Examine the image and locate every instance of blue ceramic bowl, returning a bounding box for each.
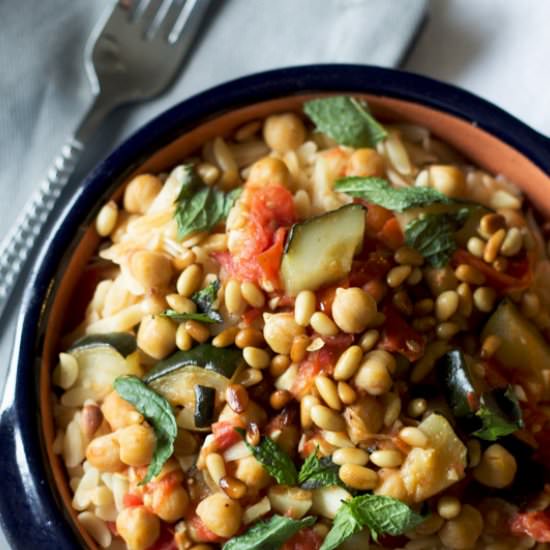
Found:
[0,65,549,549]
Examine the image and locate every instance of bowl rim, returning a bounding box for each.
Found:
[1,63,549,548]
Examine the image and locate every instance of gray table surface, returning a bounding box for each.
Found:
[1,0,549,548]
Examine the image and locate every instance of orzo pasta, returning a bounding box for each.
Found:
[52,96,550,550]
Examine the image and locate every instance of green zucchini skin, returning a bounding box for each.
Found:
[144,344,243,383]
[69,332,137,357]
[194,385,216,428]
[281,203,366,295]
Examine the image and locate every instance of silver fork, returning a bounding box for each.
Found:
[0,0,211,319]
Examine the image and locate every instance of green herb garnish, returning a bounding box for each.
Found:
[334,176,451,211]
[298,448,342,489]
[160,310,220,323]
[321,494,424,550]
[304,96,387,147]
[473,387,524,441]
[174,164,241,240]
[223,515,315,550]
[236,429,298,485]
[404,209,470,267]
[114,375,177,484]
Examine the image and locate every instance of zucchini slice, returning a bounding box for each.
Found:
[194,385,216,428]
[481,300,550,387]
[69,332,137,357]
[144,344,243,383]
[280,204,366,295]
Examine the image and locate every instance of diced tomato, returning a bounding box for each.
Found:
[348,254,393,287]
[510,511,550,542]
[256,227,288,286]
[147,524,177,550]
[187,514,225,543]
[211,421,243,451]
[379,304,425,361]
[242,307,263,326]
[377,534,409,548]
[452,249,532,291]
[378,217,404,250]
[123,493,143,508]
[358,200,394,233]
[106,521,118,536]
[282,528,322,550]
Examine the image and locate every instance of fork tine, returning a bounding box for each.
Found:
[135,0,164,34]
[156,0,186,40]
[167,0,208,44]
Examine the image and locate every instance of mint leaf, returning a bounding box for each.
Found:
[334,176,451,212]
[321,494,423,550]
[160,310,221,324]
[405,209,470,267]
[304,96,387,147]
[114,375,177,484]
[223,515,315,550]
[236,429,298,485]
[473,387,524,441]
[192,278,222,322]
[298,449,342,489]
[174,165,241,240]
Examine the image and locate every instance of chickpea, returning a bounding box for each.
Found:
[331,287,378,334]
[438,504,483,549]
[234,455,271,492]
[123,174,163,214]
[137,315,177,359]
[263,113,306,152]
[116,424,156,467]
[263,313,305,354]
[218,400,267,428]
[101,391,143,430]
[196,493,243,538]
[473,444,517,488]
[347,148,385,177]
[149,485,189,522]
[128,250,173,291]
[344,396,384,444]
[428,165,465,198]
[248,157,291,188]
[116,506,160,550]
[86,434,125,472]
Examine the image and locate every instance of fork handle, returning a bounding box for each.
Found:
[0,138,84,317]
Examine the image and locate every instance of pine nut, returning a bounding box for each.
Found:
[240,281,265,308]
[270,389,292,410]
[473,286,496,312]
[197,162,220,185]
[359,330,379,352]
[172,248,196,271]
[219,476,247,500]
[212,327,239,348]
[96,201,118,237]
[185,320,210,343]
[407,398,428,417]
[492,256,508,272]
[435,290,459,321]
[235,120,261,142]
[383,392,402,427]
[466,237,486,258]
[337,382,357,405]
[166,294,197,314]
[332,448,369,466]
[387,265,412,288]
[392,290,413,316]
[237,368,263,387]
[455,264,485,286]
[270,354,291,377]
[294,290,316,326]
[235,327,264,348]
[438,496,461,520]
[480,213,506,237]
[457,283,473,317]
[177,264,203,297]
[406,267,423,286]
[310,405,346,431]
[370,450,403,468]
[414,298,434,316]
[467,439,481,468]
[410,340,448,383]
[243,347,270,369]
[202,233,228,254]
[481,334,501,359]
[521,291,540,318]
[334,345,363,380]
[411,316,436,332]
[206,452,226,485]
[315,376,341,410]
[323,431,354,449]
[399,427,428,448]
[175,325,193,350]
[436,322,460,340]
[300,395,321,428]
[290,334,309,363]
[338,464,378,490]
[310,312,338,336]
[225,279,244,314]
[501,227,523,256]
[225,384,249,414]
[246,423,261,446]
[395,246,424,266]
[483,228,506,263]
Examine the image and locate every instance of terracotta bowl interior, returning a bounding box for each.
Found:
[39,94,550,548]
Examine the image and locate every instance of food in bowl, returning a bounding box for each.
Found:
[50,96,550,550]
